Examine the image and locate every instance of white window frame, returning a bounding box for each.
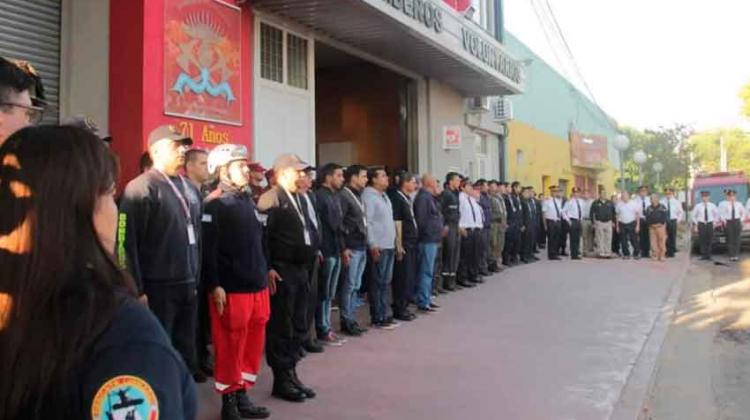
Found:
[254,18,314,94]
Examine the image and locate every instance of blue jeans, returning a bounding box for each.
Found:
[340,249,367,324]
[316,256,342,336]
[416,242,439,308]
[369,249,395,323]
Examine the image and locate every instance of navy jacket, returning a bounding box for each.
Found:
[265,187,316,267]
[315,186,345,257]
[201,184,268,293]
[80,297,196,420]
[414,189,443,244]
[118,169,202,294]
[479,193,492,228]
[440,189,460,225]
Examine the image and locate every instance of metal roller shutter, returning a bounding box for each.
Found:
[0,0,61,123]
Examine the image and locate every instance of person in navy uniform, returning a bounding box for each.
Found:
[119,124,204,382]
[0,126,196,420]
[440,172,462,291]
[258,153,317,403]
[503,181,523,266]
[202,144,271,419]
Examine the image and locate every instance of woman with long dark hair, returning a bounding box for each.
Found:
[0,126,196,419]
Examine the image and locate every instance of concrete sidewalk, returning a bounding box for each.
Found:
[197,256,684,420]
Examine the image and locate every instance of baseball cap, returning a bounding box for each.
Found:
[700,191,711,196]
[273,153,309,172]
[62,115,111,143]
[207,144,248,175]
[147,124,193,148]
[248,162,267,173]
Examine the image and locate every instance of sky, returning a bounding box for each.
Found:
[504,0,750,131]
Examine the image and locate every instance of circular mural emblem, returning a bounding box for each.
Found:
[91,375,159,420]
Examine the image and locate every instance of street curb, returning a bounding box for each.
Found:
[608,248,691,420]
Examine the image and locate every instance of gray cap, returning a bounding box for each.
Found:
[62,115,111,142]
[273,153,309,172]
[148,124,193,148]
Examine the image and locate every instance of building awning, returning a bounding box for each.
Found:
[252,0,524,96]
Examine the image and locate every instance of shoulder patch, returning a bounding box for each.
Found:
[91,375,159,420]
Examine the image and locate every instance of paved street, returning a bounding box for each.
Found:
[198,256,685,420]
[645,254,750,420]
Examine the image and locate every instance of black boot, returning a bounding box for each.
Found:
[290,368,316,398]
[272,370,306,402]
[221,392,243,420]
[235,390,271,419]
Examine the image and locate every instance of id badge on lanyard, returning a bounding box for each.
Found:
[187,223,197,245]
[159,171,196,246]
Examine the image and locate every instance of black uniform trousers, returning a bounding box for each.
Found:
[266,262,309,371]
[145,282,198,372]
[546,219,561,259]
[569,219,582,259]
[479,227,491,274]
[196,282,212,370]
[559,220,570,254]
[304,256,320,345]
[458,228,481,283]
[442,223,461,288]
[521,225,534,261]
[726,219,742,258]
[393,244,418,316]
[698,222,714,259]
[639,219,651,258]
[666,220,678,257]
[618,222,640,257]
[503,223,519,264]
[432,242,443,293]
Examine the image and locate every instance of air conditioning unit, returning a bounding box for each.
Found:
[492,97,513,122]
[466,96,491,113]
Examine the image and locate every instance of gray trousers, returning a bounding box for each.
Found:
[726,219,741,258]
[581,219,595,256]
[594,221,613,257]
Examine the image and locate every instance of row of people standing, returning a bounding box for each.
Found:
[691,189,749,262]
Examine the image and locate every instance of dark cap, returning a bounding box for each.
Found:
[147,124,193,148]
[664,187,674,193]
[726,189,737,196]
[700,191,711,196]
[62,115,111,143]
[248,162,267,173]
[549,185,560,191]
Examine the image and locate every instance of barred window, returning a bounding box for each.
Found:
[287,33,308,89]
[260,23,283,83]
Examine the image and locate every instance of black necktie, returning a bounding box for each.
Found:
[642,199,646,216]
[470,199,477,223]
[577,200,581,220]
[553,199,560,219]
[667,199,671,217]
[732,202,736,220]
[704,205,708,222]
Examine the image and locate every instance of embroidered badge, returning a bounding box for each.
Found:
[91,375,159,420]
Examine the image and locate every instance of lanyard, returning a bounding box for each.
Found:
[397,190,418,229]
[157,170,192,222]
[344,186,364,212]
[282,188,307,229]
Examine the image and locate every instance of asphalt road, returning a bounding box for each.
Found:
[197,255,685,420]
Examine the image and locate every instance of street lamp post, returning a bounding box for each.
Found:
[633,150,648,185]
[613,134,630,192]
[653,161,664,189]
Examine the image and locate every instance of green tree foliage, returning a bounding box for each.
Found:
[689,129,750,174]
[740,80,750,118]
[616,125,693,191]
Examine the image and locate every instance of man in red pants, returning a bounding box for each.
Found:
[203,144,272,419]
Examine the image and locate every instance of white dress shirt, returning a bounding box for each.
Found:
[617,200,641,224]
[459,192,483,229]
[562,197,585,221]
[718,200,746,222]
[660,197,684,221]
[543,197,564,221]
[691,202,719,224]
[635,195,650,220]
[580,198,593,220]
